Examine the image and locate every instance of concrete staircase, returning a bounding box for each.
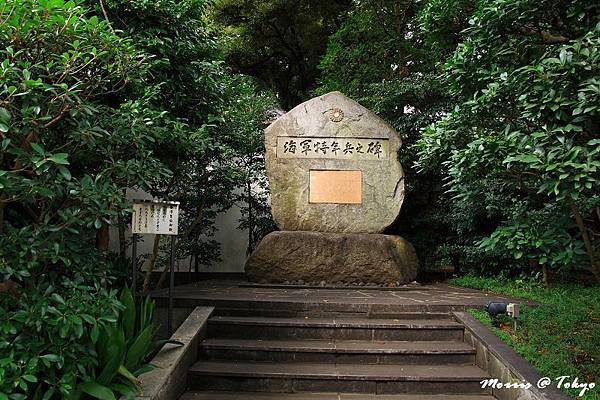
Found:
[179,309,495,399]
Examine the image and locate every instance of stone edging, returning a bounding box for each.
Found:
[135,306,214,400]
[453,311,571,400]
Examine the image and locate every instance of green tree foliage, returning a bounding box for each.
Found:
[0,0,174,397]
[0,0,264,397]
[316,0,465,271]
[89,0,224,124]
[416,0,600,281]
[316,0,600,280]
[89,0,259,285]
[220,75,279,253]
[417,0,475,59]
[214,0,352,109]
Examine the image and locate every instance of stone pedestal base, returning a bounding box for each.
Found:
[245,231,418,284]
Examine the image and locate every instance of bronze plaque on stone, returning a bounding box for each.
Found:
[309,170,362,204]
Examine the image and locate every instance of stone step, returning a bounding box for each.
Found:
[214,308,453,320]
[367,312,453,320]
[181,392,497,400]
[155,296,475,314]
[187,361,490,394]
[199,338,475,364]
[207,316,464,341]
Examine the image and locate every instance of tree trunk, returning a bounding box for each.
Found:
[96,225,110,250]
[247,177,253,255]
[155,263,169,290]
[542,264,550,288]
[118,217,126,257]
[154,206,206,290]
[142,235,161,293]
[0,200,5,235]
[570,200,600,282]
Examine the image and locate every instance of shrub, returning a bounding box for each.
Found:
[0,284,164,399]
[416,0,600,279]
[0,1,166,398]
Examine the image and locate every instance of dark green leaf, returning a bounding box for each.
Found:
[0,107,10,122]
[22,375,38,383]
[58,166,72,180]
[125,325,153,370]
[79,382,116,400]
[30,143,44,155]
[51,293,66,305]
[120,287,135,342]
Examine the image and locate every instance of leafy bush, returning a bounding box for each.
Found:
[315,0,600,279]
[76,289,169,400]
[0,280,122,398]
[0,0,149,260]
[0,1,180,398]
[415,0,600,279]
[0,284,164,399]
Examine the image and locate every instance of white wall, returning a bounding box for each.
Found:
[205,203,248,272]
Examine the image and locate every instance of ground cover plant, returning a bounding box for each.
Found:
[450,275,600,399]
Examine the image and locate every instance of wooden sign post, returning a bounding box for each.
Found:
[131,199,180,336]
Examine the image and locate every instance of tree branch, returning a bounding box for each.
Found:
[519,25,570,44]
[99,0,115,33]
[570,199,600,283]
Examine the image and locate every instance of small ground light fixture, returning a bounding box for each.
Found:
[485,301,507,317]
[485,301,519,331]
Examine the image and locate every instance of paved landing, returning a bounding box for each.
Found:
[152,281,533,312]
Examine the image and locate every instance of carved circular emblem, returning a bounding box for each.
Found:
[329,108,344,122]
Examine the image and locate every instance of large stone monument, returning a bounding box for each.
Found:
[245,91,418,284]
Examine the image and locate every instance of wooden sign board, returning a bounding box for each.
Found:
[309,170,362,204]
[131,200,180,235]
